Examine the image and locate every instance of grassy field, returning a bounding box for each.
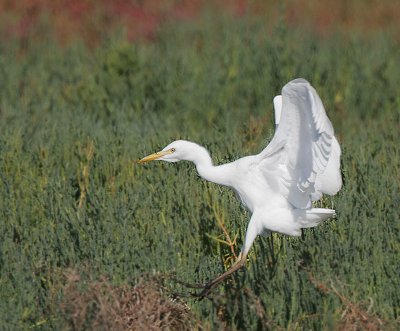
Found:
[0,10,399,330]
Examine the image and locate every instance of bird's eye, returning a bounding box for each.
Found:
[171,148,176,152]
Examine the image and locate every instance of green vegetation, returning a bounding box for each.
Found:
[0,15,399,330]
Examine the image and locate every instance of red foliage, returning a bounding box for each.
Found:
[0,0,398,46]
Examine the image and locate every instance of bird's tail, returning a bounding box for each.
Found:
[295,208,336,228]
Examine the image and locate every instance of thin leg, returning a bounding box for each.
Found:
[179,216,259,298]
[196,251,247,298]
[195,215,259,298]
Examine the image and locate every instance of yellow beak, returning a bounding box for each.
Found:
[137,150,173,164]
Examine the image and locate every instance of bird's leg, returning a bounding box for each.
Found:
[197,251,247,298]
[170,277,204,289]
[196,215,258,298]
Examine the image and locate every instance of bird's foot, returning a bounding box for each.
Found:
[194,281,217,299]
[171,253,247,299]
[171,277,204,289]
[170,278,217,299]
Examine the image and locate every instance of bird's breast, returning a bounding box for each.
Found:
[232,171,286,213]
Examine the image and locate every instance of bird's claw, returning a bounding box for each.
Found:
[170,277,204,289]
[188,281,217,300]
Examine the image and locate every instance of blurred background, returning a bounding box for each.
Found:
[1,0,399,47]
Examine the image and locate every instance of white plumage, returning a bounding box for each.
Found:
[138,78,342,296]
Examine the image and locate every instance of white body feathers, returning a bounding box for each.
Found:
[143,78,342,256]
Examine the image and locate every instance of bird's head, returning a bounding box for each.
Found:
[138,140,202,164]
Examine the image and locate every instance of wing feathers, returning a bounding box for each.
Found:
[258,79,342,208]
[313,136,342,199]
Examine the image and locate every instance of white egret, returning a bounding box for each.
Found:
[138,78,342,297]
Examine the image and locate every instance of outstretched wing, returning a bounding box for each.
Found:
[257,78,342,209]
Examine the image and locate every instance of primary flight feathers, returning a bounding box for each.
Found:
[260,78,342,208]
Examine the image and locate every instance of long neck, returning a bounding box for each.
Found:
[189,145,230,186]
